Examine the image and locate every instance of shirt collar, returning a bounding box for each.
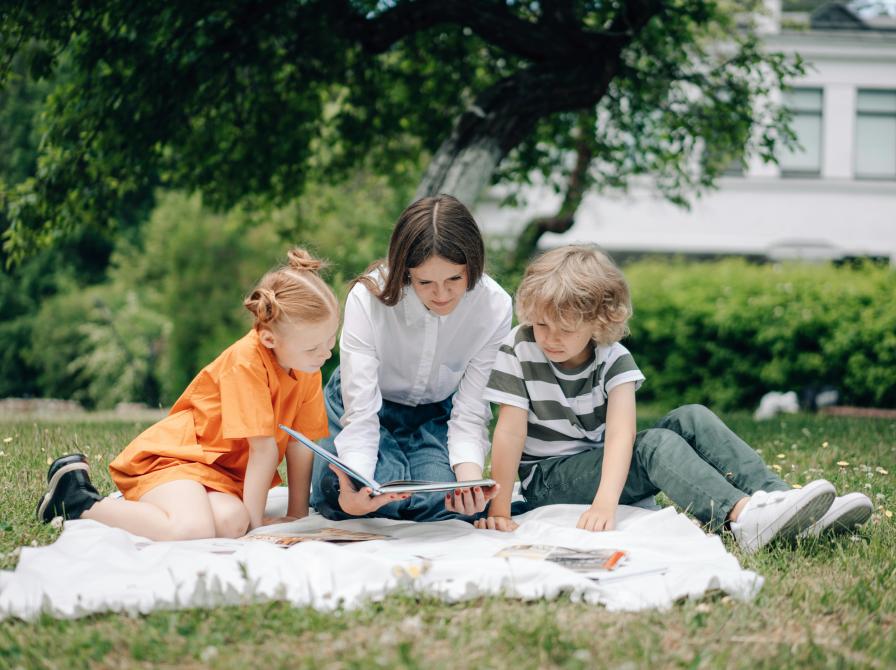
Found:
[400,282,476,326]
[401,285,431,326]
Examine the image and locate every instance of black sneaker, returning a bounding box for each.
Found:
[36,453,104,523]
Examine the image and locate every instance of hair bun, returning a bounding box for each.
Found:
[287,247,324,273]
[243,287,281,324]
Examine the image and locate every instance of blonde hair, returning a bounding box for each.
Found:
[244,247,338,330]
[516,245,632,346]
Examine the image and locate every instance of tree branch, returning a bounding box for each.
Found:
[510,113,595,268]
[327,0,662,63]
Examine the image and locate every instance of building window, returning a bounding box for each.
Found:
[855,89,896,180]
[779,88,823,176]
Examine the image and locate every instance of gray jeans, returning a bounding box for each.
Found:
[518,404,790,531]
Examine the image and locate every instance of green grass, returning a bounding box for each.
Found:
[1,411,894,669]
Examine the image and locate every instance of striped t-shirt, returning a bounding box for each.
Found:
[483,325,645,461]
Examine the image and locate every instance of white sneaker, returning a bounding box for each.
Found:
[730,479,835,554]
[797,492,873,539]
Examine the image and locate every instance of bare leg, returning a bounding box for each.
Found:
[728,496,751,522]
[82,480,217,541]
[207,491,251,538]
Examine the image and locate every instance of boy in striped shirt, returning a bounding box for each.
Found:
[477,246,871,553]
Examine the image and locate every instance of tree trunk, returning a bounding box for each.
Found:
[414,127,503,204]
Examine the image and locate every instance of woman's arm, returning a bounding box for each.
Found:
[474,404,528,532]
[336,287,385,481]
[577,382,637,532]
[442,293,512,515]
[244,436,281,529]
[445,289,513,480]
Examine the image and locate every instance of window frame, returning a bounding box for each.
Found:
[779,87,824,178]
[854,88,896,181]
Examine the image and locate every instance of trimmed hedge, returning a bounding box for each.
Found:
[621,259,896,411]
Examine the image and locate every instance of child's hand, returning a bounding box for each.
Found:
[330,465,408,516]
[473,514,518,532]
[577,503,616,532]
[445,483,500,515]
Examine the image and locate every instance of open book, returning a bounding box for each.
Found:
[279,424,497,496]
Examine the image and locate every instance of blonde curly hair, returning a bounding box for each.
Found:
[515,245,632,346]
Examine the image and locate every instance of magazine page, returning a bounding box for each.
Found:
[495,544,628,574]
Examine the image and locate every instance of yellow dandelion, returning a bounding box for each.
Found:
[777,454,786,460]
[876,467,889,475]
[822,441,829,448]
[772,464,782,471]
[792,483,803,489]
[836,461,850,467]
[2,436,12,443]
[46,456,52,465]
[886,510,893,519]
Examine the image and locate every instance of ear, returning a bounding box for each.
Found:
[258,328,277,350]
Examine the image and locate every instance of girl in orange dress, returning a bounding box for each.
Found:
[36,248,345,541]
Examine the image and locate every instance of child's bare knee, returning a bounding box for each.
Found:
[217,505,250,538]
[166,516,216,541]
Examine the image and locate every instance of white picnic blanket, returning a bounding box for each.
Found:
[0,489,762,620]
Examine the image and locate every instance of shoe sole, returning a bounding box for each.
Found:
[36,461,90,522]
[46,453,87,483]
[826,502,873,533]
[765,483,836,547]
[804,500,874,539]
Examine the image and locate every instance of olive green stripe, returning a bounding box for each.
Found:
[605,353,639,381]
[513,325,536,345]
[517,360,560,385]
[529,400,607,433]
[486,369,529,399]
[528,422,591,443]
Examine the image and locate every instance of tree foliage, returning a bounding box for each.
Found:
[1,1,803,263]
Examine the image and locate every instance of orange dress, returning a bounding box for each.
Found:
[109,330,329,500]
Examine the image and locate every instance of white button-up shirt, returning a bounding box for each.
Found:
[336,273,513,480]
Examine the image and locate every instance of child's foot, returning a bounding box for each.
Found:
[797,492,873,539]
[36,454,103,523]
[730,479,835,554]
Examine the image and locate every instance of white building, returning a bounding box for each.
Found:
[476,1,896,263]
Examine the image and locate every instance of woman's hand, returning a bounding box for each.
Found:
[331,465,408,516]
[473,514,518,532]
[576,503,616,532]
[444,483,500,515]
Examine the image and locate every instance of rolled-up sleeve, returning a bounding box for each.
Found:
[333,287,383,481]
[445,290,513,470]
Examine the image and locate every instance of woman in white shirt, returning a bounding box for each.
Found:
[310,195,511,521]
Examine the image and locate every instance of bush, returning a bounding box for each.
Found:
[26,282,169,409]
[621,259,896,410]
